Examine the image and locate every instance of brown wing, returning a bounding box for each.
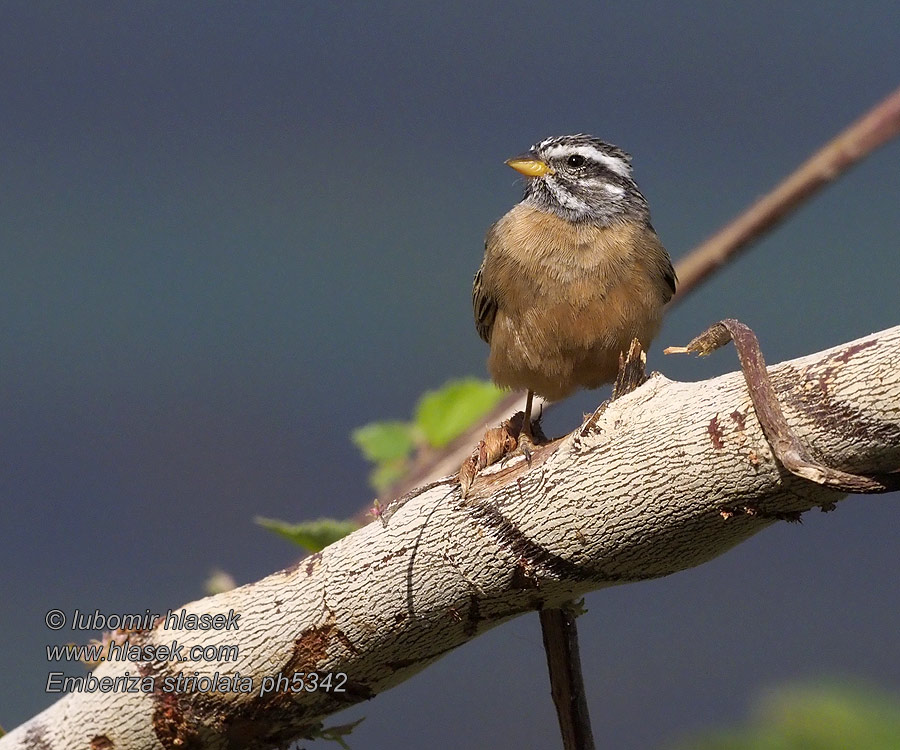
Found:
[647,222,677,301]
[662,255,677,300]
[472,260,497,344]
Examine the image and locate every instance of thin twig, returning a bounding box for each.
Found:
[670,85,900,302]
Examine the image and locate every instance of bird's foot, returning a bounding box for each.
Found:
[458,419,518,497]
[458,411,547,496]
[508,428,535,465]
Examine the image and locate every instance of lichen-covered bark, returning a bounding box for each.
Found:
[4,326,898,750]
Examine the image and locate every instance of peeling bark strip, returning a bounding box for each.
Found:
[4,326,900,750]
[670,319,900,493]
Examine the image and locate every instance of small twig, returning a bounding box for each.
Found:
[667,319,900,493]
[381,392,529,504]
[581,339,647,436]
[457,416,522,498]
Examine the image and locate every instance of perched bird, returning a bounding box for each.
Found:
[473,134,676,443]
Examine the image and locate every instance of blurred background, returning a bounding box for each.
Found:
[2,2,898,747]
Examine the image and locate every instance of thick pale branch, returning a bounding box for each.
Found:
[5,326,899,750]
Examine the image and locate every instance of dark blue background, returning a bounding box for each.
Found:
[2,2,898,746]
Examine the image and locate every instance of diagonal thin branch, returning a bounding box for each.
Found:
[671,85,900,302]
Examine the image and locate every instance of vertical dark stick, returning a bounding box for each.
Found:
[540,607,596,750]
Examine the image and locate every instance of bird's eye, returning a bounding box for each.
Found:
[566,154,586,168]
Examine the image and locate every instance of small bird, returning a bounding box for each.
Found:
[473,134,676,444]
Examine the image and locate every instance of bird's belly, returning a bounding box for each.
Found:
[487,273,663,401]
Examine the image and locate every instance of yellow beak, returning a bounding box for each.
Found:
[505,157,554,177]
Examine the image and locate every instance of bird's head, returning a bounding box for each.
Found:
[506,134,649,224]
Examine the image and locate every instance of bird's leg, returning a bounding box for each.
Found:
[522,390,534,438]
[517,389,536,459]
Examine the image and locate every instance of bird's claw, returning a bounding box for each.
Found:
[514,432,535,465]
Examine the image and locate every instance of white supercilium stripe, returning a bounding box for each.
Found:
[542,144,631,178]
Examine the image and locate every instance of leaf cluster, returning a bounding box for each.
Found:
[352,378,506,492]
[257,378,505,553]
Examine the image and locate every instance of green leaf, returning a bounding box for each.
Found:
[671,682,900,750]
[351,420,417,463]
[415,378,507,448]
[255,517,359,553]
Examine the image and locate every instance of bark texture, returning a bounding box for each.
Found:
[4,326,899,750]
